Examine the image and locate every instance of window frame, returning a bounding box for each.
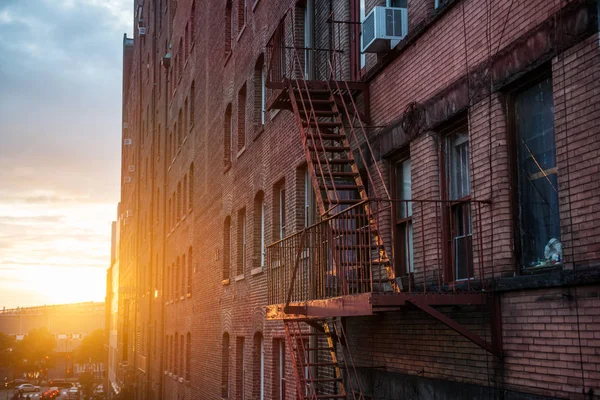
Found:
[439,120,474,283]
[505,70,560,273]
[390,153,414,277]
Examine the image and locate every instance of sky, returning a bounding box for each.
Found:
[0,0,132,308]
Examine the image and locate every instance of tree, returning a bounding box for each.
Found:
[74,329,105,364]
[79,371,96,399]
[12,328,56,380]
[0,332,15,368]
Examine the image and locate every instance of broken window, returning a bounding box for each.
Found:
[515,77,561,269]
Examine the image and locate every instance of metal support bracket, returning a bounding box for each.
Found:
[407,296,503,358]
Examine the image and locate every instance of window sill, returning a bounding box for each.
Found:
[224,163,231,173]
[236,25,246,42]
[186,293,191,298]
[234,274,245,282]
[180,295,185,301]
[178,377,184,383]
[236,147,246,159]
[521,263,563,275]
[250,267,263,276]
[252,0,261,12]
[189,122,194,133]
[222,279,230,286]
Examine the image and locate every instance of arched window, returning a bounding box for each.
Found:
[253,333,264,400]
[237,208,246,275]
[190,1,196,44]
[178,108,183,149]
[184,96,189,138]
[223,216,231,280]
[174,333,179,375]
[177,181,182,219]
[237,83,247,151]
[186,332,191,381]
[183,174,188,216]
[190,81,196,129]
[253,191,265,269]
[188,247,193,295]
[254,55,266,127]
[178,38,183,79]
[225,1,233,55]
[222,333,230,398]
[189,163,194,210]
[181,253,186,298]
[224,104,233,167]
[175,257,180,298]
[180,333,184,377]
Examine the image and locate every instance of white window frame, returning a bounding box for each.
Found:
[260,200,265,267]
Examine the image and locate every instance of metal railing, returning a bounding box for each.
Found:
[267,199,491,305]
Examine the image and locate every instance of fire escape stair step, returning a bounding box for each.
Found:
[308,133,346,141]
[303,121,342,129]
[306,362,339,367]
[304,346,335,351]
[300,110,338,118]
[315,158,353,165]
[319,184,362,190]
[325,199,362,206]
[304,395,347,399]
[308,145,350,153]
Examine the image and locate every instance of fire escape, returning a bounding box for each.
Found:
[264,6,501,400]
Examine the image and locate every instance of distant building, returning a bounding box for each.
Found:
[115,0,600,399]
[0,301,105,381]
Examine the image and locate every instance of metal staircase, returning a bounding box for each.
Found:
[285,319,364,400]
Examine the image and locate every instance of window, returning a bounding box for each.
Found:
[274,181,286,240]
[446,130,473,281]
[166,263,171,300]
[178,109,183,148]
[393,157,413,275]
[174,333,179,375]
[236,337,245,400]
[238,84,246,151]
[189,163,194,210]
[180,333,184,377]
[185,23,189,61]
[178,38,183,79]
[175,257,180,297]
[254,333,264,400]
[273,339,285,400]
[222,333,230,398]
[514,77,560,269]
[223,216,231,280]
[186,332,191,381]
[224,104,233,167]
[187,247,193,294]
[254,55,266,127]
[190,81,195,129]
[183,174,188,217]
[181,253,186,297]
[184,97,189,138]
[303,168,317,227]
[237,208,247,275]
[253,192,265,269]
[177,182,182,219]
[238,0,247,30]
[225,0,233,55]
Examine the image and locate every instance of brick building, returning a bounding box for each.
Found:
[114,0,600,399]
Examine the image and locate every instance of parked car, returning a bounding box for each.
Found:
[66,387,80,400]
[48,379,73,388]
[15,383,40,393]
[4,379,29,388]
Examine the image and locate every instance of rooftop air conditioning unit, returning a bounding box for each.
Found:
[361,6,408,53]
[139,26,146,36]
[124,177,132,184]
[124,138,132,146]
[128,165,135,173]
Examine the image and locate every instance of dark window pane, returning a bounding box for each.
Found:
[515,78,561,268]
